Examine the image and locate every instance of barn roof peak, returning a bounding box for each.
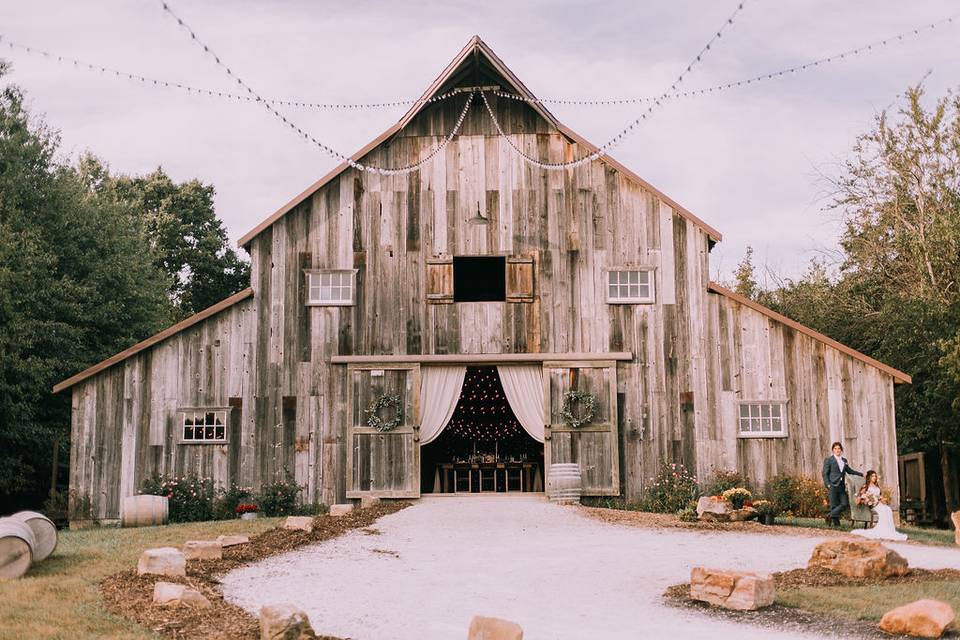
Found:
[236,36,723,247]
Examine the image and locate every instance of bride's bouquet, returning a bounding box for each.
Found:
[857,492,880,508]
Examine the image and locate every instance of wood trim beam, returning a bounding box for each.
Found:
[52,288,255,393]
[707,282,911,384]
[331,352,633,364]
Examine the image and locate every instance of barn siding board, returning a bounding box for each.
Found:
[62,53,904,518]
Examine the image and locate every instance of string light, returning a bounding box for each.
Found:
[0,35,470,110]
[491,13,958,106]
[479,1,748,170]
[157,1,472,175]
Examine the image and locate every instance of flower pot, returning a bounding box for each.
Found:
[760,513,776,525]
[240,512,258,521]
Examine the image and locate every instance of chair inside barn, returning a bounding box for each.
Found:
[420,366,544,494]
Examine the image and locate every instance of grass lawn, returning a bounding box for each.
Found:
[778,581,960,623]
[0,518,282,640]
[775,516,957,547]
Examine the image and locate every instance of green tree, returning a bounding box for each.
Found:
[732,246,759,300]
[84,159,249,318]
[0,67,171,505]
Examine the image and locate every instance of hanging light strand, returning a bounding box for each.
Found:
[157,1,471,175]
[0,35,470,110]
[480,1,748,170]
[491,13,959,107]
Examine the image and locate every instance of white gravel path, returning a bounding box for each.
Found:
[222,496,960,639]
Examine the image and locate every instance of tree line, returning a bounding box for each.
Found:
[0,63,248,512]
[731,85,960,524]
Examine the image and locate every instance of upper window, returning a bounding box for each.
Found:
[738,402,787,438]
[607,269,654,303]
[181,410,227,443]
[453,256,506,302]
[306,270,356,306]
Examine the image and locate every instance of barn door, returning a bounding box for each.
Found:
[346,364,421,499]
[543,361,620,496]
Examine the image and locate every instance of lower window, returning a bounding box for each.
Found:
[181,409,228,443]
[738,402,786,438]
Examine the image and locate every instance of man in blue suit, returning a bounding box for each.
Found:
[822,441,864,526]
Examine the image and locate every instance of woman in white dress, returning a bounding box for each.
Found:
[850,470,907,541]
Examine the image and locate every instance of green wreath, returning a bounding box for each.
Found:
[561,390,597,429]
[365,393,403,432]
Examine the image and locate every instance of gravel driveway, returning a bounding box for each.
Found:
[222,496,960,639]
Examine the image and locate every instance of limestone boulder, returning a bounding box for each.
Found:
[951,511,960,546]
[728,507,759,522]
[689,567,775,611]
[360,496,381,509]
[696,497,729,518]
[152,581,211,608]
[879,599,955,638]
[259,603,317,640]
[283,516,314,533]
[329,504,354,517]
[468,615,524,640]
[182,540,222,561]
[808,539,909,578]
[216,534,250,548]
[137,547,186,577]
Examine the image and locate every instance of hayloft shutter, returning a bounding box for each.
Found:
[426,258,453,304]
[506,256,535,302]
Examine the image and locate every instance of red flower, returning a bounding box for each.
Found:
[235,503,259,514]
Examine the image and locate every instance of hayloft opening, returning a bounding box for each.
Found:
[421,366,543,493]
[453,256,505,302]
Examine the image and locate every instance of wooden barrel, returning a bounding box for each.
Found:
[0,518,36,580]
[547,463,582,505]
[121,495,169,528]
[9,511,57,561]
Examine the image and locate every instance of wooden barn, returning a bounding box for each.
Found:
[53,37,912,521]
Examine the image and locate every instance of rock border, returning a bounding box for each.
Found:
[100,501,409,640]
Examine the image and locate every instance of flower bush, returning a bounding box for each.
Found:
[769,474,828,517]
[640,462,699,514]
[141,473,215,522]
[258,479,302,516]
[701,469,750,497]
[752,499,777,516]
[215,483,256,520]
[235,503,259,515]
[721,487,752,509]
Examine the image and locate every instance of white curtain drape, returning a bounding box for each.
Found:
[497,365,545,443]
[418,366,467,445]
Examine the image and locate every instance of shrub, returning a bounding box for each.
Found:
[140,473,215,522]
[215,483,256,520]
[769,474,828,518]
[701,469,750,497]
[677,505,699,522]
[640,462,699,514]
[258,479,302,516]
[295,503,329,516]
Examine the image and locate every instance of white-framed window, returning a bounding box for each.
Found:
[305,269,356,306]
[606,269,654,303]
[738,402,787,438]
[180,409,228,443]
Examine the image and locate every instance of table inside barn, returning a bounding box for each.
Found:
[437,462,541,493]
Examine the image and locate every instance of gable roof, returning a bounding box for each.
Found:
[707,282,911,384]
[237,35,722,248]
[52,288,253,393]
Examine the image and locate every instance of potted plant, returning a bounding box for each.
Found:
[721,487,752,510]
[236,503,259,520]
[753,500,778,525]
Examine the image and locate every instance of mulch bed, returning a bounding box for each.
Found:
[101,502,409,640]
[663,566,960,639]
[578,505,846,537]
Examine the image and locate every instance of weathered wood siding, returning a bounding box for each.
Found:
[67,79,900,517]
[702,293,900,505]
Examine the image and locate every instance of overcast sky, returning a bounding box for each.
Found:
[3,1,958,281]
